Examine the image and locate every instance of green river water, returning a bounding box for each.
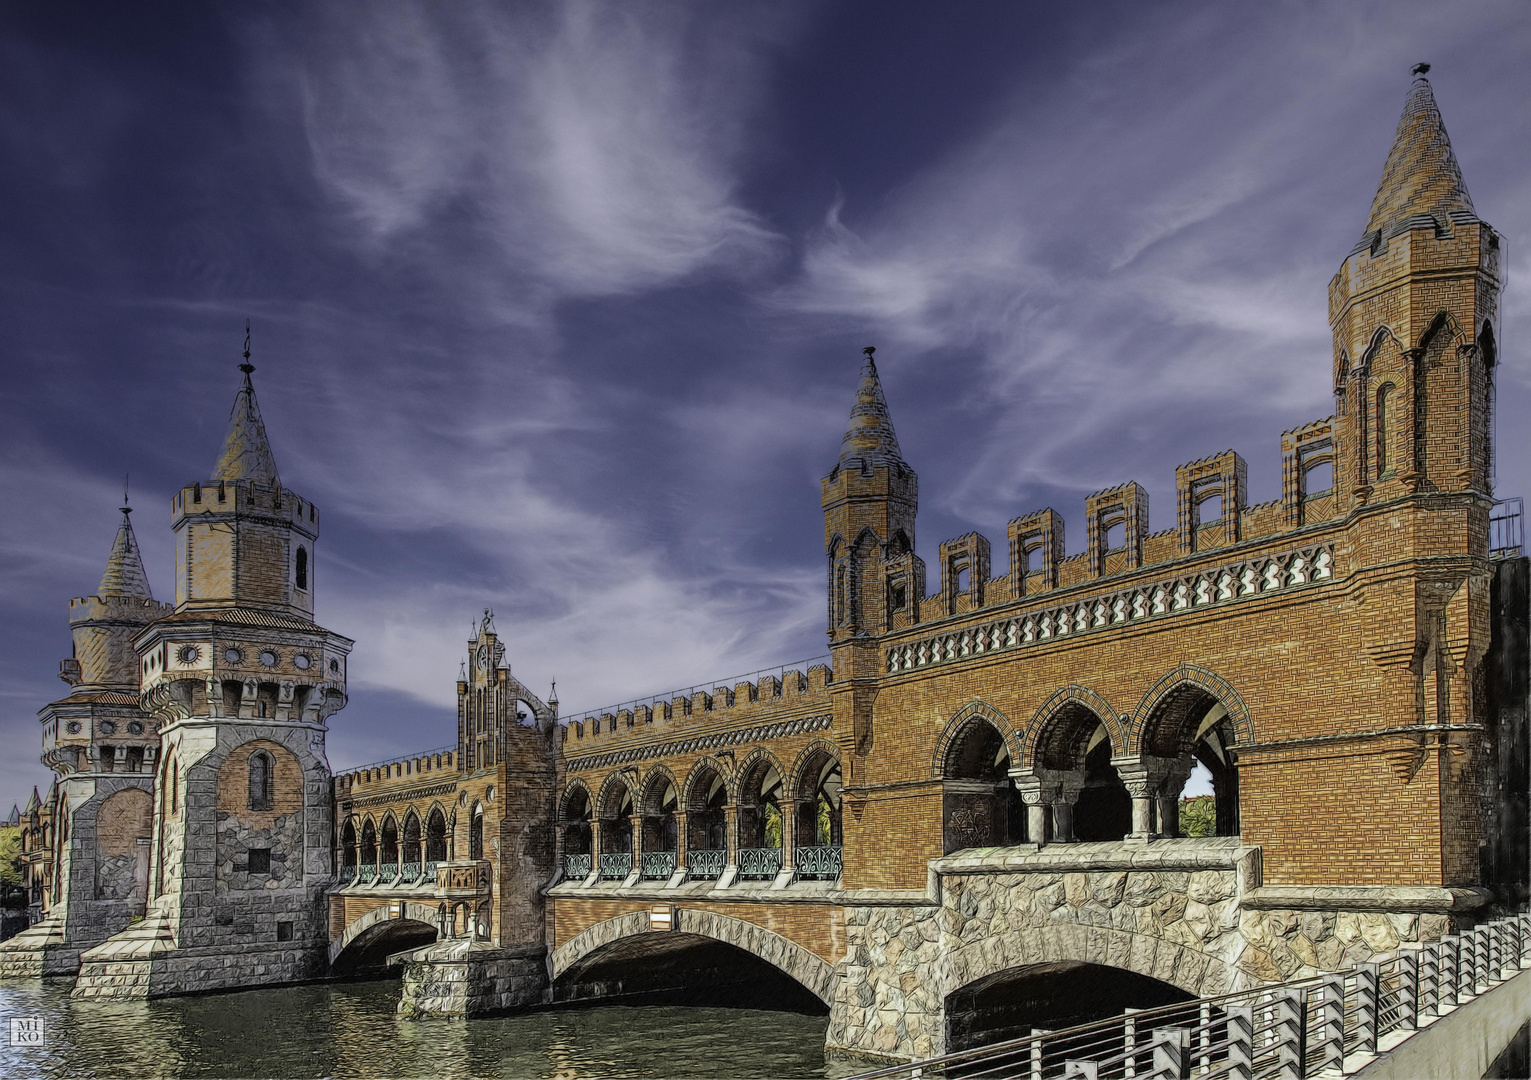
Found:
[0,978,861,1079]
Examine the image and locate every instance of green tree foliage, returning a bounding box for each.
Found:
[1180,796,1216,838]
[0,826,22,889]
[764,803,782,848]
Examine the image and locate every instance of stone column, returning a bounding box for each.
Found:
[718,804,740,888]
[780,799,798,871]
[1052,778,1083,843]
[1157,758,1195,838]
[1114,758,1171,841]
[1011,772,1051,847]
[586,819,603,885]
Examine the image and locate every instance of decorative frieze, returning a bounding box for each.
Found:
[886,543,1334,674]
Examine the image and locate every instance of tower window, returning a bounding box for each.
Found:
[217,481,226,502]
[193,482,202,504]
[247,848,271,874]
[296,547,308,590]
[248,751,274,811]
[1375,385,1393,477]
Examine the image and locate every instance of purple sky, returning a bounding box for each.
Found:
[3,2,1528,809]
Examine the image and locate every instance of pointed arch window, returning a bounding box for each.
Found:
[469,805,484,861]
[248,750,274,811]
[1375,384,1394,477]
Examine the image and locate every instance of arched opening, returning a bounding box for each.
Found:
[1035,703,1129,843]
[339,819,357,881]
[1141,684,1240,837]
[468,804,484,861]
[1302,458,1334,498]
[560,786,593,879]
[359,819,378,882]
[942,718,1024,853]
[793,748,842,880]
[598,781,635,879]
[684,766,727,880]
[401,812,422,879]
[736,757,783,881]
[380,815,399,878]
[639,773,678,880]
[331,918,438,979]
[554,932,827,1015]
[247,750,274,811]
[946,961,1194,1054]
[424,808,447,865]
[1376,383,1394,477]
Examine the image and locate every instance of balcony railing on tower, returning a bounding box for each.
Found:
[1491,497,1523,559]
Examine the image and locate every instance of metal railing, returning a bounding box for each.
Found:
[599,852,633,880]
[560,654,831,729]
[357,865,377,884]
[423,860,442,882]
[563,853,592,880]
[738,847,783,880]
[641,851,677,880]
[337,865,356,884]
[847,910,1529,1080]
[401,862,422,883]
[686,849,726,880]
[796,845,843,880]
[1491,497,1523,559]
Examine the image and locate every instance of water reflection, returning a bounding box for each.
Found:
[0,978,860,1079]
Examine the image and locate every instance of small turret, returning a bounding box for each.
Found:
[822,347,920,640]
[63,501,170,692]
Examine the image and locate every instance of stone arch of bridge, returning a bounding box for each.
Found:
[943,922,1242,1014]
[549,908,836,1004]
[329,901,441,967]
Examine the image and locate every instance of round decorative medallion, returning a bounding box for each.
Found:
[259,650,278,667]
[329,658,340,674]
[127,721,144,735]
[477,645,489,670]
[99,721,116,735]
[224,647,243,664]
[293,653,312,671]
[176,644,200,665]
[66,721,81,734]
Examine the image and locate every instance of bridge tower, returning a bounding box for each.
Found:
[822,346,920,779]
[1315,65,1505,890]
[72,338,353,998]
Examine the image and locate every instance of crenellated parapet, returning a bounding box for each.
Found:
[558,664,832,757]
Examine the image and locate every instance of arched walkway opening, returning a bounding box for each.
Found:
[1034,703,1129,843]
[330,917,439,979]
[942,717,1024,853]
[401,811,422,879]
[684,764,728,880]
[1140,685,1240,837]
[736,756,783,880]
[425,807,448,864]
[380,814,399,879]
[597,779,635,880]
[339,819,357,878]
[359,819,378,881]
[639,772,678,880]
[554,932,827,1015]
[560,786,593,879]
[946,961,1194,1054]
[792,746,843,879]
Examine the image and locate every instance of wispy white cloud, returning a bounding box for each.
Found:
[288,0,789,303]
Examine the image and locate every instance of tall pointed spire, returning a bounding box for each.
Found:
[212,321,281,486]
[1363,64,1475,243]
[839,346,905,468]
[98,487,154,600]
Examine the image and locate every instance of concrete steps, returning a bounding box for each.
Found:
[0,913,77,978]
[70,912,177,999]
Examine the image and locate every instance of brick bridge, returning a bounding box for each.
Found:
[5,70,1524,1069]
[326,76,1530,1055]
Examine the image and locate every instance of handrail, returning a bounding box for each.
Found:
[845,909,1529,1080]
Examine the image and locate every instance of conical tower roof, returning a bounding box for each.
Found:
[1363,66,1475,242]
[98,506,154,600]
[213,348,280,486]
[24,788,39,814]
[5,805,18,827]
[838,347,905,469]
